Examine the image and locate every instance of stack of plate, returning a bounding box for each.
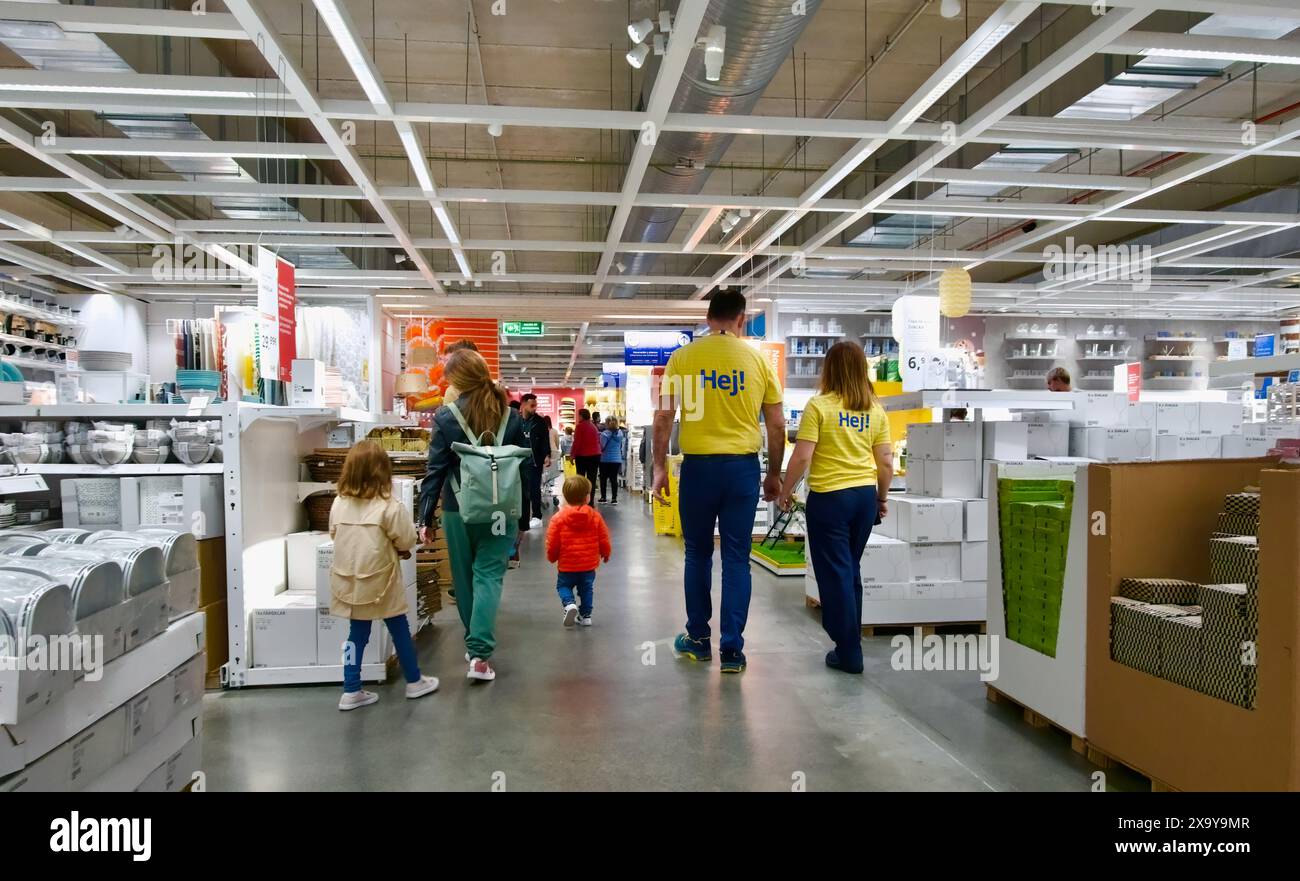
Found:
[176,369,221,401]
[78,350,133,372]
[169,419,221,465]
[0,503,15,530]
[1,421,64,465]
[132,427,170,465]
[0,571,74,658]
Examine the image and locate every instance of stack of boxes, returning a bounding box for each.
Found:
[416,502,449,618]
[998,478,1074,657]
[1108,490,1260,708]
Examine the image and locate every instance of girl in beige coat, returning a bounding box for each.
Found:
[331,441,439,710]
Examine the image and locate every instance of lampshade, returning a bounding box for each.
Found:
[394,372,430,396]
[938,267,972,318]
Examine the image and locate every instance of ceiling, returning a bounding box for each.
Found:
[1,0,1299,384]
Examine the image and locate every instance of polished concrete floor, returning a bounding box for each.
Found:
[203,496,1142,791]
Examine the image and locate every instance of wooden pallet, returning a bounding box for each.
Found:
[861,621,987,638]
[1081,743,1181,792]
[986,685,1088,757]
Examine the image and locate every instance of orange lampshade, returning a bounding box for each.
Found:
[395,372,430,396]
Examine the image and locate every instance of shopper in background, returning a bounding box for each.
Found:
[560,424,574,457]
[598,416,626,505]
[571,408,602,505]
[546,474,612,627]
[1047,367,1072,392]
[652,290,785,674]
[419,349,526,683]
[777,341,893,675]
[545,415,562,508]
[330,441,439,709]
[518,393,550,529]
[948,408,969,421]
[441,338,480,404]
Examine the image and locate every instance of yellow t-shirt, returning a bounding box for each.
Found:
[796,393,891,492]
[661,332,783,455]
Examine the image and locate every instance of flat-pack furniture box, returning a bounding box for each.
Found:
[121,475,223,539]
[1222,436,1273,459]
[1153,402,1200,436]
[922,459,980,499]
[290,358,327,408]
[983,422,1029,461]
[251,594,318,668]
[286,531,331,594]
[890,496,963,543]
[1051,392,1128,427]
[906,422,978,461]
[1154,433,1222,462]
[860,534,911,584]
[961,541,988,582]
[1087,459,1299,790]
[964,499,989,542]
[1069,427,1153,462]
[1198,402,1243,437]
[904,459,925,496]
[908,542,961,583]
[1025,422,1069,457]
[59,478,122,529]
[316,608,386,667]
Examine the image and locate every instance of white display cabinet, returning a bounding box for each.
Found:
[985,460,1090,738]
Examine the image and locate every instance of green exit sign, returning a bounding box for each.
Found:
[502,321,544,336]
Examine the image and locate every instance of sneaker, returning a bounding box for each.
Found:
[467,657,496,681]
[825,650,863,674]
[508,553,520,569]
[529,517,543,529]
[577,615,593,627]
[562,603,579,627]
[611,498,619,505]
[405,675,440,698]
[464,652,471,662]
[338,690,378,711]
[598,497,607,503]
[720,649,747,674]
[673,632,711,661]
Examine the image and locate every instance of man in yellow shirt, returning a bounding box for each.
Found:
[652,291,785,674]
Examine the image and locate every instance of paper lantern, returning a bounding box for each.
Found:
[395,372,430,396]
[938,267,972,318]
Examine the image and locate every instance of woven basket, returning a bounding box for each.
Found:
[304,448,349,482]
[304,492,337,532]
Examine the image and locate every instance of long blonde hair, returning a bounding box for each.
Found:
[337,440,392,500]
[820,340,879,412]
[444,349,508,439]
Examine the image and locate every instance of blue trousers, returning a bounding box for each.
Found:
[805,485,877,670]
[343,615,420,693]
[556,569,596,617]
[677,454,761,653]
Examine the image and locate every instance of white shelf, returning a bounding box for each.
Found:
[1144,376,1203,383]
[1144,335,1207,343]
[787,332,844,338]
[1077,354,1130,361]
[787,353,826,359]
[1214,337,1254,344]
[1147,355,1206,361]
[0,298,83,328]
[242,662,388,687]
[12,462,223,475]
[1078,376,1117,383]
[1208,352,1300,377]
[1004,334,1065,341]
[297,480,336,502]
[881,389,1074,412]
[1006,355,1061,361]
[859,333,895,339]
[4,403,226,419]
[0,332,70,353]
[4,355,70,374]
[1076,335,1133,341]
[1007,374,1049,381]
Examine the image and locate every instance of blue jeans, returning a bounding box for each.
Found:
[805,485,877,670]
[677,454,761,653]
[343,615,420,693]
[556,569,596,616]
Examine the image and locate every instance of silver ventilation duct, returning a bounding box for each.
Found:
[607,0,824,298]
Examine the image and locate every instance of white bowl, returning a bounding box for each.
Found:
[90,442,131,466]
[173,441,213,466]
[131,446,171,465]
[10,444,54,465]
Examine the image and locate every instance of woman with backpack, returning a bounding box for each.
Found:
[419,349,529,683]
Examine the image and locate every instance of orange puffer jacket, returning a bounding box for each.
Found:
[546,504,612,573]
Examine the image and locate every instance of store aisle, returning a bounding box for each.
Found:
[202,499,1136,792]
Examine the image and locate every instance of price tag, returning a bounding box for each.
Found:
[900,350,929,392]
[186,395,211,416]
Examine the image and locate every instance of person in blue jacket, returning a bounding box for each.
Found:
[597,417,626,505]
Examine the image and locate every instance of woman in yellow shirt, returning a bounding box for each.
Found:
[778,341,894,674]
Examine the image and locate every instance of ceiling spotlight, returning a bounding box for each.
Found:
[701,25,726,82]
[487,122,503,138]
[626,42,649,69]
[658,11,674,33]
[738,208,751,218]
[628,18,654,43]
[940,0,962,19]
[616,261,627,273]
[113,223,134,239]
[510,352,518,361]
[394,253,408,264]
[474,279,483,288]
[653,33,666,56]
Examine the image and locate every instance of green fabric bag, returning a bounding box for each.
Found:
[444,401,531,527]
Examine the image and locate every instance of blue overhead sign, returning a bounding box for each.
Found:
[624,330,692,366]
[1255,333,1275,358]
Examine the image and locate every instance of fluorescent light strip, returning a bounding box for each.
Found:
[313,0,391,112]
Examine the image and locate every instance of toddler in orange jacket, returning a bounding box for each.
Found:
[546,475,612,627]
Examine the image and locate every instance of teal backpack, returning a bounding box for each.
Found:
[444,401,531,527]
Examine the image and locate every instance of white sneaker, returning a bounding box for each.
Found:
[338,690,378,711]
[467,657,496,681]
[563,603,578,627]
[577,615,593,627]
[529,517,543,529]
[464,652,471,662]
[405,675,440,699]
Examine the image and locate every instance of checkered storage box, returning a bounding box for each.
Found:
[1111,600,1191,676]
[1200,632,1257,709]
[1215,512,1258,538]
[1118,577,1200,605]
[1198,583,1253,638]
[1222,492,1261,518]
[1209,536,1259,587]
[1159,614,1203,691]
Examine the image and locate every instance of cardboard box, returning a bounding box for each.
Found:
[906,422,977,461]
[251,594,318,668]
[903,458,925,495]
[0,658,74,726]
[908,542,961,582]
[0,740,73,792]
[906,581,957,600]
[1117,577,1200,605]
[121,475,224,539]
[964,498,988,542]
[1214,512,1258,538]
[891,496,963,543]
[1025,422,1069,457]
[958,580,987,599]
[126,676,175,753]
[860,534,911,584]
[69,706,127,790]
[922,459,980,499]
[1198,583,1251,638]
[124,589,169,651]
[286,531,332,594]
[166,568,200,621]
[1155,434,1222,462]
[1087,461,1300,790]
[196,538,226,607]
[75,602,128,667]
[1125,401,1157,433]
[1160,614,1203,691]
[1198,402,1244,437]
[1154,402,1199,436]
[170,652,206,713]
[983,422,1029,460]
[200,601,227,680]
[961,541,988,582]
[1209,535,1259,586]
[291,358,327,407]
[1221,435,1272,459]
[860,581,908,604]
[1069,427,1153,462]
[316,608,386,667]
[1223,492,1261,517]
[316,541,334,606]
[60,478,122,529]
[1052,392,1129,427]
